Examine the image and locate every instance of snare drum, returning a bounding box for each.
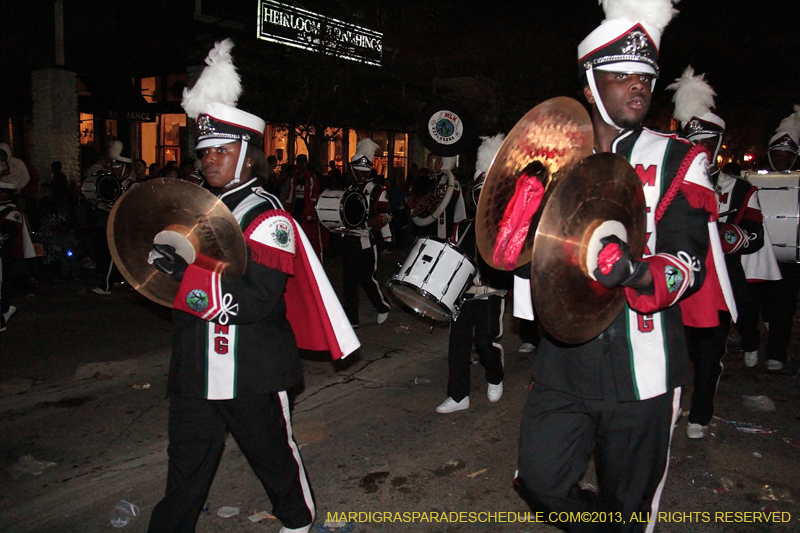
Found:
[389,237,476,321]
[744,170,800,262]
[82,172,122,204]
[315,189,368,233]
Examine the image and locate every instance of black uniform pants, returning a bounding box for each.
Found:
[686,312,731,426]
[733,282,761,353]
[446,295,504,401]
[341,237,390,325]
[148,393,314,533]
[763,262,800,364]
[517,379,679,533]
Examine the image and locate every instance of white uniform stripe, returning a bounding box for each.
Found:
[206,322,236,399]
[493,298,506,370]
[646,387,682,533]
[278,391,316,520]
[370,245,390,309]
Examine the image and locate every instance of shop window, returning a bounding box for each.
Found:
[141,77,160,103]
[80,113,94,145]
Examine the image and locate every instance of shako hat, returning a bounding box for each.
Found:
[350,138,380,171]
[108,140,132,165]
[768,105,800,153]
[667,66,725,142]
[182,39,265,151]
[182,39,265,185]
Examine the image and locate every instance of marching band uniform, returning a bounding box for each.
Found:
[285,157,322,259]
[435,135,508,414]
[147,39,358,533]
[410,154,467,241]
[667,67,777,439]
[0,196,26,332]
[758,109,800,371]
[341,139,392,327]
[515,3,732,531]
[0,143,30,194]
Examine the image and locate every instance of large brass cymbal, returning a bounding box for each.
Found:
[476,97,594,270]
[530,153,647,345]
[108,178,247,308]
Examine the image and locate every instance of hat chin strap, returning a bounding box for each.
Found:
[228,138,248,188]
[586,68,623,131]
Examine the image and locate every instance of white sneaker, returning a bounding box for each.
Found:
[766,359,784,371]
[487,382,503,402]
[518,342,536,354]
[686,422,708,439]
[436,396,469,414]
[744,350,758,367]
[377,312,389,325]
[2,305,16,324]
[280,525,311,533]
[92,287,111,296]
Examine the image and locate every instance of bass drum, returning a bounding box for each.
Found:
[388,236,476,321]
[315,189,368,233]
[744,170,800,262]
[82,172,122,204]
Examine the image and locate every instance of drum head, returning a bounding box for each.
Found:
[97,175,122,203]
[390,283,451,322]
[342,190,367,228]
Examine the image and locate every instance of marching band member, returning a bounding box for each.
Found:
[515,1,731,530]
[758,107,800,371]
[341,138,392,328]
[408,152,466,240]
[668,67,779,439]
[146,39,358,533]
[0,188,27,332]
[435,134,509,414]
[285,154,322,259]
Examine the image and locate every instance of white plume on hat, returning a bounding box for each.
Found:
[351,138,380,164]
[771,105,800,146]
[667,66,717,125]
[601,0,680,34]
[474,134,505,179]
[182,39,241,119]
[108,140,131,163]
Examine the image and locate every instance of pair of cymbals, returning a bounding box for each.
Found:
[107,179,247,307]
[476,97,595,271]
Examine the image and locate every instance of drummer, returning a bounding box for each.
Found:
[145,39,359,533]
[757,107,800,372]
[435,135,509,414]
[515,0,729,527]
[340,138,392,328]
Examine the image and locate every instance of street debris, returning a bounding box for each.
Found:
[217,507,239,518]
[201,502,210,513]
[314,520,355,532]
[783,437,800,448]
[110,500,139,528]
[753,452,763,458]
[714,417,778,434]
[132,382,150,389]
[413,377,431,385]
[394,324,412,334]
[7,454,57,478]
[466,468,488,478]
[742,395,777,412]
[247,511,275,523]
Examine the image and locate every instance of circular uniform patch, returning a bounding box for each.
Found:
[664,265,684,294]
[417,100,477,157]
[724,230,738,245]
[186,289,209,312]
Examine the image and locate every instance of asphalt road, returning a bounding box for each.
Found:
[1,249,799,533]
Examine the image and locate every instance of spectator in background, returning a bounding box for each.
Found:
[262,154,279,195]
[148,163,160,180]
[327,160,344,190]
[133,159,147,183]
[50,161,69,206]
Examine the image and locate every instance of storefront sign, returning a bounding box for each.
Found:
[257,0,383,66]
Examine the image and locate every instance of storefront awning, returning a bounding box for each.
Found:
[78,74,156,121]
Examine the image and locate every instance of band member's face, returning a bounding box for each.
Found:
[426,154,443,175]
[352,167,371,183]
[769,149,796,172]
[590,71,652,129]
[200,142,251,188]
[133,161,146,176]
[110,163,126,178]
[694,136,721,166]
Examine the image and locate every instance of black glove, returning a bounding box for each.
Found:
[149,244,188,281]
[593,235,648,289]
